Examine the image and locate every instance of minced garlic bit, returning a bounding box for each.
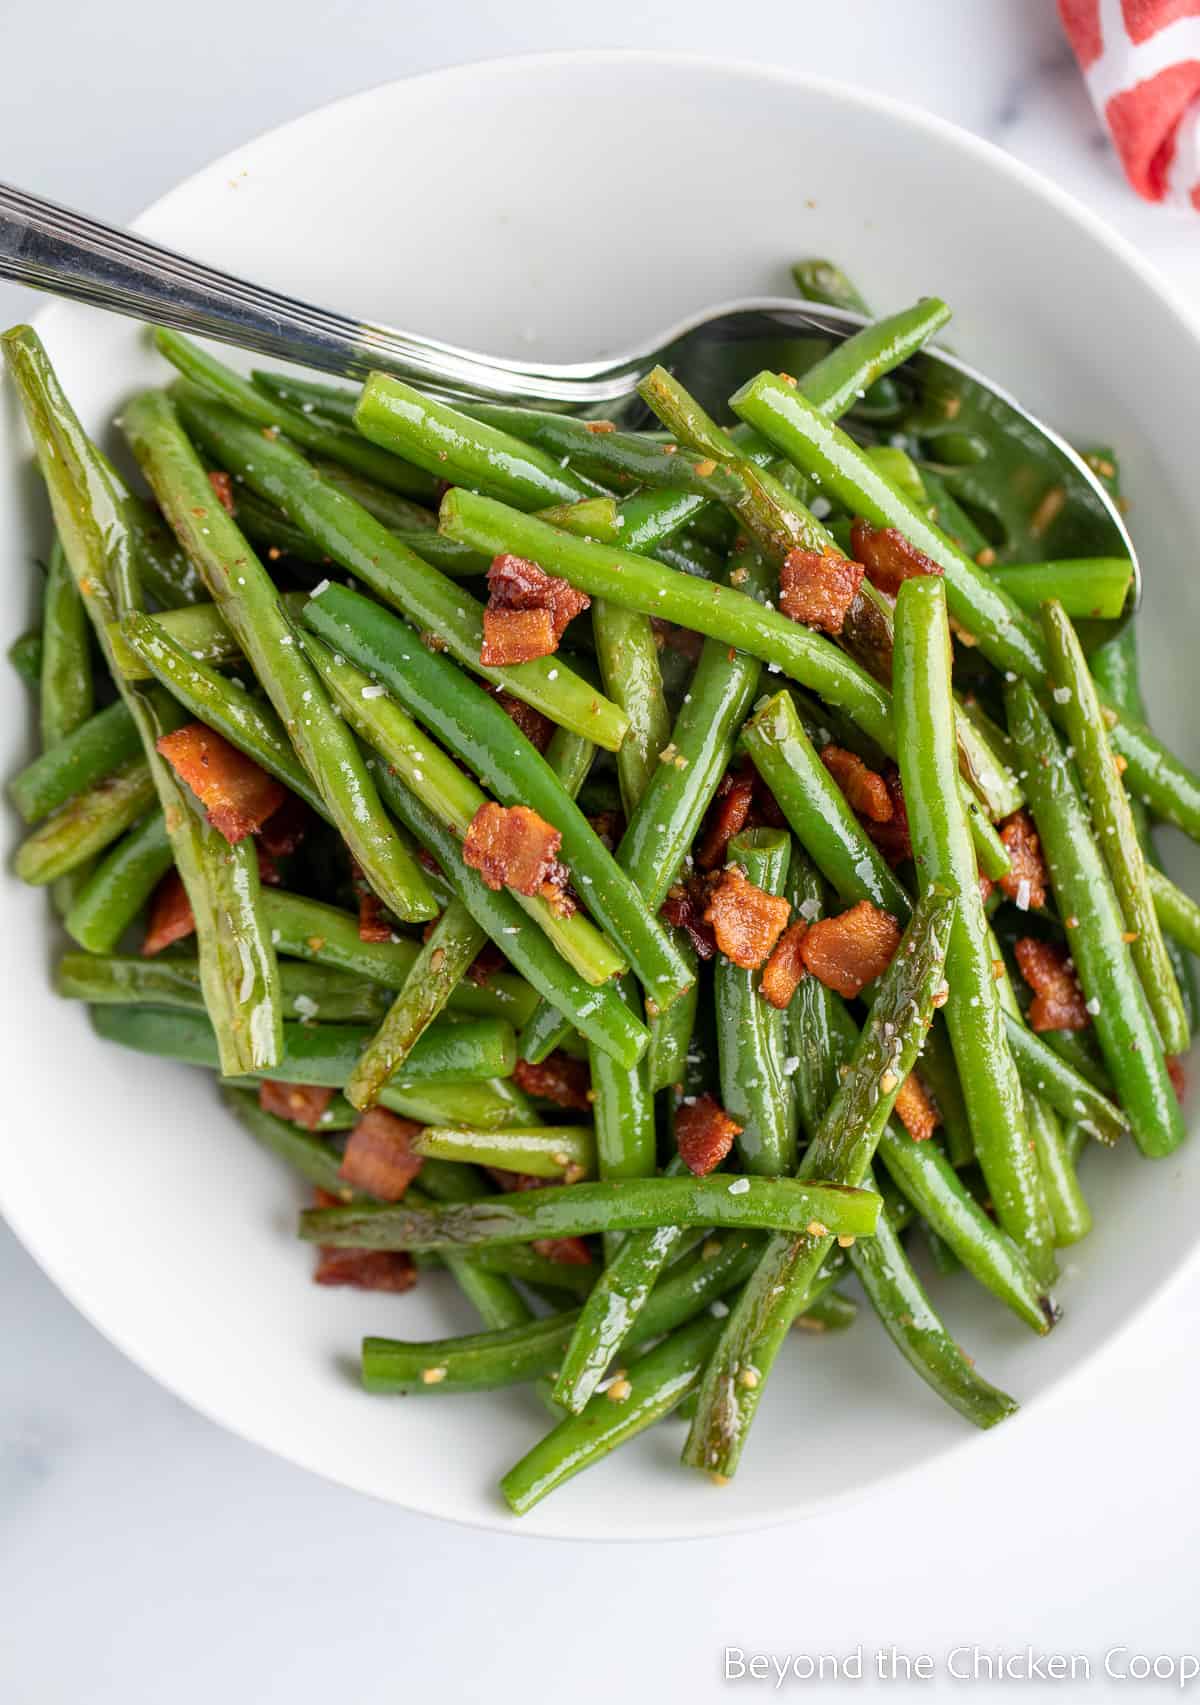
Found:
[605,1376,632,1403]
[420,1366,448,1385]
[709,1472,731,1487]
[585,420,616,434]
[306,935,326,952]
[974,546,997,568]
[1030,486,1066,536]
[837,1234,856,1249]
[701,1237,723,1260]
[880,1071,898,1094]
[729,565,749,586]
[806,1219,828,1238]
[737,1367,760,1390]
[1122,931,1139,944]
[992,958,1006,980]
[693,458,717,478]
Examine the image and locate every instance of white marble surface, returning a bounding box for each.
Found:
[5,4,1200,1699]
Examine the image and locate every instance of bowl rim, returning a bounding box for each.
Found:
[7,47,1200,1541]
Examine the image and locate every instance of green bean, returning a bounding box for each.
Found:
[154,329,439,500]
[299,628,626,990]
[371,767,649,1068]
[412,1161,534,1331]
[893,576,1055,1284]
[1000,1014,1124,1142]
[6,328,285,1075]
[231,486,331,565]
[849,1166,1017,1428]
[91,1001,514,1088]
[251,371,361,429]
[1005,681,1183,1157]
[62,811,173,954]
[1042,600,1188,1055]
[355,373,599,508]
[303,1170,880,1253]
[991,558,1132,620]
[1149,864,1200,958]
[593,600,671,820]
[260,888,536,1026]
[683,885,956,1479]
[589,972,656,1184]
[312,460,439,527]
[13,752,155,884]
[784,852,842,1143]
[124,391,437,930]
[39,538,93,748]
[728,368,1200,840]
[108,594,307,680]
[174,389,627,753]
[918,1019,974,1166]
[742,689,910,915]
[9,628,43,685]
[10,699,141,825]
[302,585,690,1013]
[716,829,794,1176]
[1024,1091,1091,1246]
[470,1246,597,1297]
[58,950,390,1024]
[646,936,699,1093]
[346,901,486,1109]
[413,1125,596,1180]
[790,257,872,314]
[222,1085,354,1197]
[466,403,743,498]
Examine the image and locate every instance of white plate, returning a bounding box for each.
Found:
[3,52,1199,1541]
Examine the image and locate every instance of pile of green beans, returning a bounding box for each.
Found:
[7,256,1199,1516]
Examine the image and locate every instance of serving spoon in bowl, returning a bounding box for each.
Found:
[0,179,1139,615]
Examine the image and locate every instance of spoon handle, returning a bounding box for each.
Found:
[0,180,598,401]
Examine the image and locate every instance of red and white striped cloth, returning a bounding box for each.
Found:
[1060,0,1200,207]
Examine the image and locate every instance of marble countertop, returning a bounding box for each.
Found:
[4,5,1200,1700]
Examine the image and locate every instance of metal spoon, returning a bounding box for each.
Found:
[0,180,1138,613]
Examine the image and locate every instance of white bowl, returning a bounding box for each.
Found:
[4,53,1200,1541]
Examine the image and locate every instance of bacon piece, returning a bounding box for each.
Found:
[660,877,717,960]
[864,764,912,868]
[314,1244,418,1292]
[893,1072,940,1142]
[339,1109,425,1201]
[696,766,756,869]
[462,802,572,911]
[799,901,902,998]
[492,690,554,752]
[512,1052,592,1111]
[676,1092,743,1178]
[258,1081,335,1131]
[820,744,894,824]
[157,722,287,844]
[480,605,556,665]
[850,519,943,597]
[997,809,1049,911]
[760,920,810,1010]
[1167,1055,1186,1103]
[141,870,195,956]
[358,890,393,944]
[466,941,507,987]
[487,1167,592,1264]
[978,871,996,906]
[704,865,791,969]
[1013,937,1090,1031]
[258,793,312,858]
[650,618,705,662]
[779,548,864,636]
[207,470,236,515]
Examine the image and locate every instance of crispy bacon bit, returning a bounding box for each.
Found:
[358,889,392,944]
[512,1052,592,1111]
[480,605,556,665]
[997,810,1049,911]
[850,519,944,596]
[893,1072,940,1142]
[705,866,791,969]
[779,548,864,637]
[314,1245,418,1292]
[676,1092,743,1178]
[820,744,893,824]
[760,920,810,1010]
[462,802,572,911]
[141,869,195,956]
[587,809,623,851]
[494,690,554,753]
[157,722,286,844]
[1167,1055,1186,1103]
[339,1109,425,1202]
[258,793,311,859]
[661,877,718,960]
[696,766,756,870]
[207,470,236,515]
[1013,937,1090,1031]
[864,764,912,868]
[978,871,996,906]
[799,901,901,998]
[258,1081,335,1131]
[481,553,590,663]
[650,617,705,662]
[466,941,507,987]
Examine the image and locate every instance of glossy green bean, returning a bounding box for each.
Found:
[1024,1091,1091,1246]
[414,1125,596,1180]
[1150,864,1200,957]
[1005,680,1184,1157]
[57,951,390,1024]
[646,936,699,1093]
[784,852,842,1143]
[849,1167,1018,1428]
[222,1085,354,1198]
[991,558,1132,620]
[593,600,671,820]
[918,1018,974,1166]
[466,403,743,499]
[174,388,628,753]
[13,753,155,884]
[716,829,794,1176]
[9,699,141,825]
[154,330,440,500]
[302,585,690,1013]
[683,885,956,1479]
[249,371,360,428]
[108,594,307,680]
[39,539,92,748]
[1043,600,1188,1055]
[63,811,173,954]
[8,628,43,685]
[893,576,1055,1285]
